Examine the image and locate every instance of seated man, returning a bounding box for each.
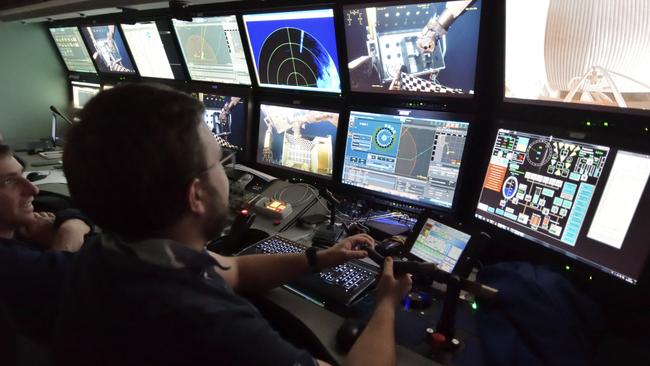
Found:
[0,142,91,342]
[56,83,412,366]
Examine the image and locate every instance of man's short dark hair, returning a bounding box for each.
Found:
[63,83,206,240]
[0,143,11,158]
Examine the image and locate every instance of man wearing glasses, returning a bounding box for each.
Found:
[0,141,90,346]
[56,83,411,366]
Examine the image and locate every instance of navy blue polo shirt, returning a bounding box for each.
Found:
[0,238,74,342]
[54,234,316,366]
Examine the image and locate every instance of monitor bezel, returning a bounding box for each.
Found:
[341,0,483,100]
[472,119,650,286]
[241,6,344,95]
[335,105,472,213]
[70,80,102,110]
[251,96,344,183]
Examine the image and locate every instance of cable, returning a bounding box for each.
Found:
[273,183,319,207]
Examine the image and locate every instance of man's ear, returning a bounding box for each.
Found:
[187,178,206,215]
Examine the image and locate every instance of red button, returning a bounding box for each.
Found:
[430,332,447,346]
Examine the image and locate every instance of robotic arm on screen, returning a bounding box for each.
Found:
[263,111,338,139]
[416,0,474,54]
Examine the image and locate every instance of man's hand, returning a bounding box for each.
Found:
[376,257,412,307]
[317,234,375,269]
[17,212,57,249]
[51,219,91,252]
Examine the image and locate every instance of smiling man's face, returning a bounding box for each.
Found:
[0,154,39,237]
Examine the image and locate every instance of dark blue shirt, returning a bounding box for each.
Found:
[54,234,316,366]
[0,238,74,342]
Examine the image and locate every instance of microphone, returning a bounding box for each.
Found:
[50,106,73,125]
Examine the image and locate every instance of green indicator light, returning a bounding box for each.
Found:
[589,276,593,280]
[603,121,609,127]
[586,121,592,126]
[645,127,649,132]
[471,302,478,311]
[565,265,571,271]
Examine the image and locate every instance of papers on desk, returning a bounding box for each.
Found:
[22,170,68,185]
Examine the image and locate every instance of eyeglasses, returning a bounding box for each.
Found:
[198,151,236,177]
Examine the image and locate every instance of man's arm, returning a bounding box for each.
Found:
[211,234,374,293]
[345,257,412,366]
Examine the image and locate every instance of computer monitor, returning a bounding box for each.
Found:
[71,81,101,109]
[505,0,650,111]
[191,92,247,154]
[341,109,469,210]
[172,16,251,85]
[408,216,471,273]
[243,9,341,93]
[121,22,174,79]
[79,25,137,75]
[343,0,481,96]
[476,128,650,284]
[49,27,97,74]
[256,103,339,178]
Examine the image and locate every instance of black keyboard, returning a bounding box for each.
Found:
[238,235,378,307]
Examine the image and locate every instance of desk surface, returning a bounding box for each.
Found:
[15,151,70,196]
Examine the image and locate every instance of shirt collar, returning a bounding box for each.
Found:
[103,234,217,271]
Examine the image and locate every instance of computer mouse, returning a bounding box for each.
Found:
[26,172,48,182]
[335,318,366,353]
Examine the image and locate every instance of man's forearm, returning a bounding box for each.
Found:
[345,299,396,366]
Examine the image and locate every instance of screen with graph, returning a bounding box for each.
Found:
[173,16,251,85]
[341,109,469,209]
[243,9,341,93]
[256,103,339,178]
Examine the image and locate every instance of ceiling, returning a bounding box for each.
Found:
[0,0,237,23]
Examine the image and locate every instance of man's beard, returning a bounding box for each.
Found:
[201,182,228,242]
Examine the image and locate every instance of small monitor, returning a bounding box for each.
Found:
[71,81,101,109]
[172,16,251,85]
[343,1,482,96]
[256,103,339,178]
[476,128,650,284]
[505,0,650,111]
[191,93,247,154]
[80,25,136,75]
[49,27,97,74]
[408,217,471,273]
[243,9,341,93]
[341,109,469,209]
[121,22,174,79]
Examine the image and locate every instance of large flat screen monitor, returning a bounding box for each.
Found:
[505,0,650,111]
[191,92,247,155]
[71,81,101,109]
[121,22,174,79]
[256,103,339,178]
[80,25,137,75]
[172,16,251,85]
[341,109,469,209]
[476,128,650,284]
[343,0,481,96]
[49,27,97,74]
[243,9,341,93]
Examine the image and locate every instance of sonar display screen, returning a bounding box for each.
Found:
[243,9,341,93]
[256,104,339,178]
[343,0,481,96]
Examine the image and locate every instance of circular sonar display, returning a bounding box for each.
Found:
[258,27,340,90]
